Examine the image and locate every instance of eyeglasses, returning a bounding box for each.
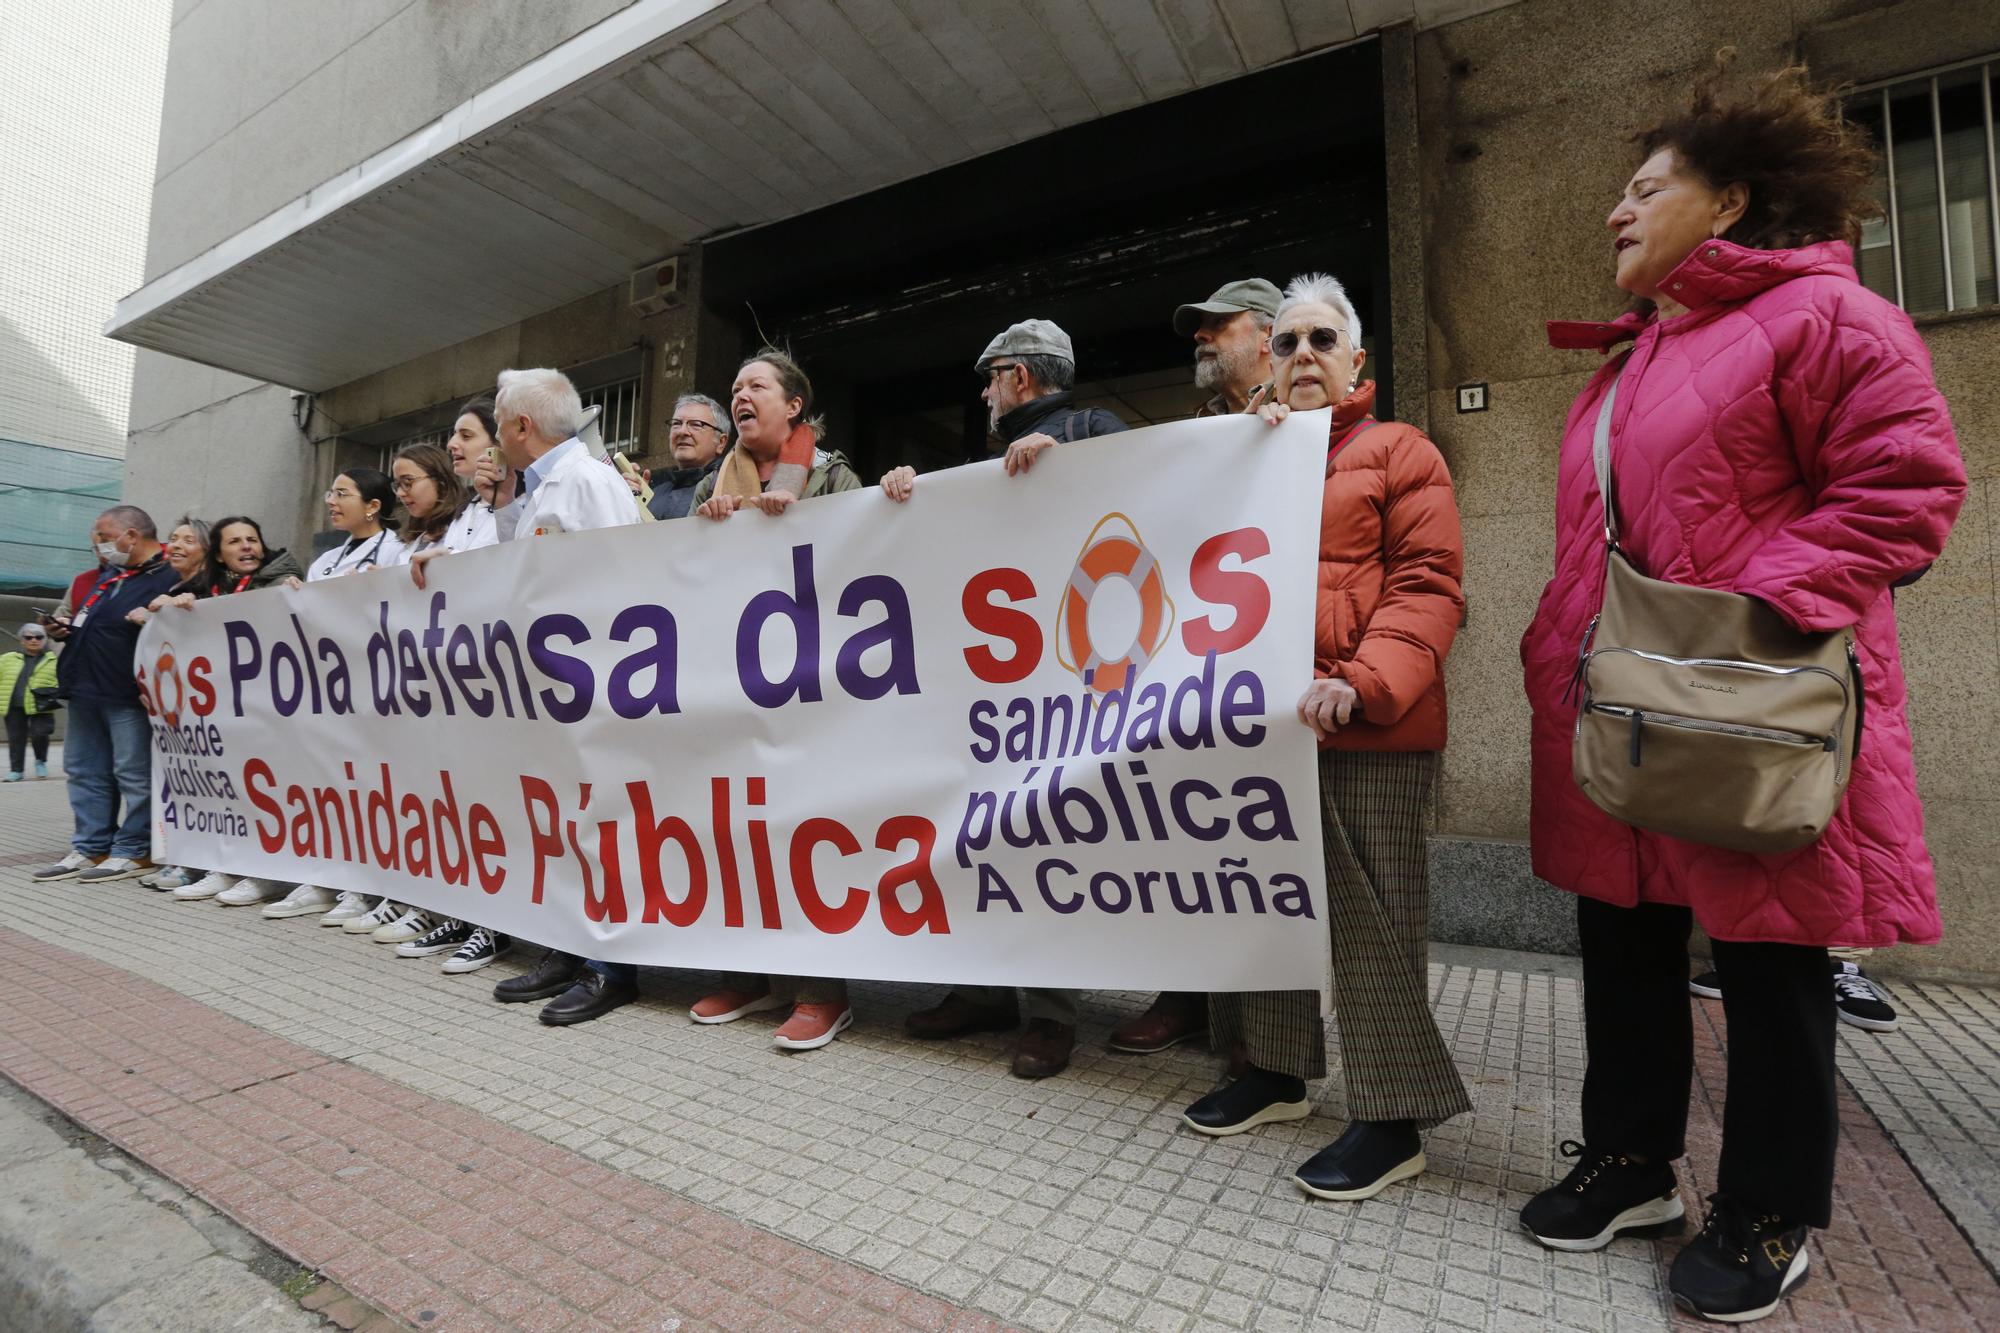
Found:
[982,362,1023,382]
[390,476,430,493]
[668,418,723,434]
[323,489,358,502]
[1270,327,1349,359]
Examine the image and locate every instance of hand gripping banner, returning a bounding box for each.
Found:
[138,410,1332,990]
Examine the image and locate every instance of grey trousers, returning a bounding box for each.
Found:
[958,987,1077,1024]
[1211,749,1471,1128]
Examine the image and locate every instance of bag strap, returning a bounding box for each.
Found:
[1591,353,1631,548]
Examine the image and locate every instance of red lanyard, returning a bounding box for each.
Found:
[210,573,253,597]
[76,564,146,620]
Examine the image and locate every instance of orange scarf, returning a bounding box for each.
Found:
[717,423,815,501]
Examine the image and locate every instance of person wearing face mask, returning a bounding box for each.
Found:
[684,349,863,1052]
[1183,273,1472,1205]
[146,516,303,904]
[2,624,58,782]
[1516,68,1964,1323]
[129,516,211,893]
[28,506,181,884]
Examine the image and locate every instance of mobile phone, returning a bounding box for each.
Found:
[484,446,504,470]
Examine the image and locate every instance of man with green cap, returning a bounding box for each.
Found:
[1176,278,1280,418]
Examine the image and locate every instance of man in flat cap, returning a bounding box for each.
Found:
[1178,278,1279,419]
[879,316,1126,1079]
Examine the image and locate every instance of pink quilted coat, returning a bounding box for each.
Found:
[1521,239,1966,948]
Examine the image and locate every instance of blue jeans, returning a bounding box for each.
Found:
[65,696,153,859]
[586,960,637,984]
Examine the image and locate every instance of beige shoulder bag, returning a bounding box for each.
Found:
[1569,359,1862,853]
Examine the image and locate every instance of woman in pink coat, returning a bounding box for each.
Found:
[1515,69,1965,1323]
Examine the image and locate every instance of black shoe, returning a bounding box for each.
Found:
[1521,1140,1686,1251]
[1669,1195,1809,1323]
[1182,1066,1309,1137]
[538,969,638,1025]
[1832,961,1898,1031]
[1689,969,1722,999]
[492,949,582,1003]
[1294,1120,1423,1201]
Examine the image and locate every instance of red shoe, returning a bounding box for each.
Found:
[689,987,786,1024]
[772,1002,854,1050]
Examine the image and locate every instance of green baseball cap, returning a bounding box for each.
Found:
[975,318,1075,373]
[1173,278,1282,336]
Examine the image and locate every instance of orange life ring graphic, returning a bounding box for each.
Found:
[1056,513,1176,694]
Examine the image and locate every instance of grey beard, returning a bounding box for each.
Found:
[1194,345,1251,395]
[1194,355,1224,391]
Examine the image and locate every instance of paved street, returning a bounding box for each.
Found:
[0,773,1995,1332]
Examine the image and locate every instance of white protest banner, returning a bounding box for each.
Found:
[138,410,1330,990]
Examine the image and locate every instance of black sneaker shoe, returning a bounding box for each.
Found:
[394,917,473,958]
[1294,1120,1424,1201]
[1669,1195,1809,1323]
[1182,1067,1310,1137]
[1689,969,1723,999]
[442,927,510,974]
[1832,961,1898,1031]
[1522,1140,1686,1251]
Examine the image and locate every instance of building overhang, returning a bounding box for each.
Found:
[108,0,1513,393]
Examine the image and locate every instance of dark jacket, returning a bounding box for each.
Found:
[55,555,180,705]
[647,456,724,521]
[192,548,305,599]
[994,391,1128,446]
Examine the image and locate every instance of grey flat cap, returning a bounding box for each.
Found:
[1173,278,1282,336]
[975,318,1075,373]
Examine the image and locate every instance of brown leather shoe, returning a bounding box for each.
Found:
[905,991,1019,1040]
[1011,1019,1076,1079]
[1108,991,1208,1054]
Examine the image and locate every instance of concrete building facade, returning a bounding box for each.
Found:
[116,0,2000,979]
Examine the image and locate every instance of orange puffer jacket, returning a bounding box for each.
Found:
[1313,382,1464,752]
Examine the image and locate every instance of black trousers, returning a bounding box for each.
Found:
[1577,897,1837,1228]
[5,709,53,771]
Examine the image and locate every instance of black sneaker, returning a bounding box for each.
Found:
[442,927,510,974]
[1669,1194,1809,1322]
[394,917,472,958]
[1689,969,1723,999]
[1294,1120,1424,1201]
[1521,1140,1686,1251]
[1182,1067,1310,1137]
[1832,961,1898,1031]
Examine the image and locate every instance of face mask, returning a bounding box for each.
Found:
[95,539,124,563]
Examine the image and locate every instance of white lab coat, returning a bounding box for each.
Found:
[306,528,405,581]
[495,439,639,541]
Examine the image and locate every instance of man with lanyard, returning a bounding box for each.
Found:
[1105,279,1281,1059]
[30,506,180,883]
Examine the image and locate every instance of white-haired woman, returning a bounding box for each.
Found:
[1184,273,1471,1202]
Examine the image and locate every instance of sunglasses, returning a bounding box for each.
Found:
[1270,327,1349,359]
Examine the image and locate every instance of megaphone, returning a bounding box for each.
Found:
[577,402,607,459]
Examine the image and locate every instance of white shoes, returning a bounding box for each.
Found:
[320,892,375,926]
[262,883,336,919]
[215,876,282,906]
[371,908,433,945]
[173,871,234,901]
[342,899,402,935]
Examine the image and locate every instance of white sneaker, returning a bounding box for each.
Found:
[320,892,374,926]
[29,851,97,882]
[173,871,234,901]
[150,866,198,891]
[371,908,433,944]
[262,883,336,919]
[76,857,150,884]
[215,876,282,906]
[342,899,401,935]
[441,927,511,974]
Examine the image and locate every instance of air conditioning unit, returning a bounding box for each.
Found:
[628,256,680,316]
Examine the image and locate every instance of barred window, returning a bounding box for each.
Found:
[580,376,641,452]
[1849,57,2000,315]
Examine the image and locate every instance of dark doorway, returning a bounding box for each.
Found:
[701,42,1389,479]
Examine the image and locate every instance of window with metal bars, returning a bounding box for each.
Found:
[1848,57,2000,315]
[580,376,641,452]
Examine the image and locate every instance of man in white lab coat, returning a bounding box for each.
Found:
[475,367,643,1025]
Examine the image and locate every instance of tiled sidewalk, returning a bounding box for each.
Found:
[1,776,1996,1331]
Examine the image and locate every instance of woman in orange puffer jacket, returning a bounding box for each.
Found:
[1186,272,1471,1205]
